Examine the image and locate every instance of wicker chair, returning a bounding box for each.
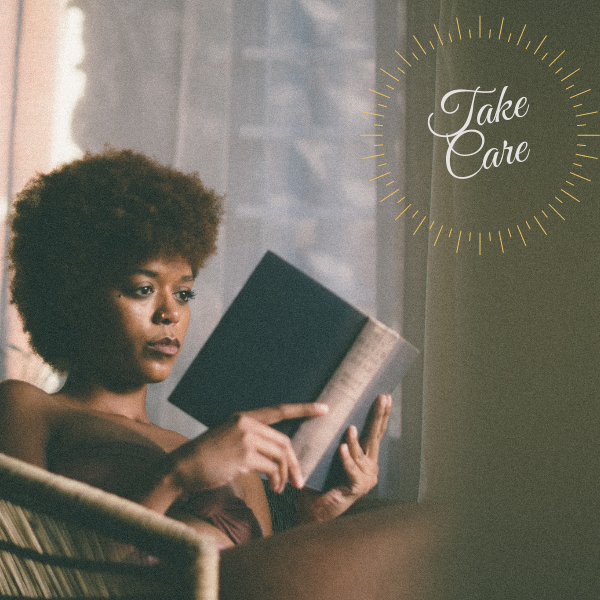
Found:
[0,453,219,599]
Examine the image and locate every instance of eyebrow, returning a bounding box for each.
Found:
[133,269,194,282]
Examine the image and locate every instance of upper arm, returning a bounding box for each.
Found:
[0,380,53,467]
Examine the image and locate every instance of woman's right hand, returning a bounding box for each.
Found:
[169,402,329,494]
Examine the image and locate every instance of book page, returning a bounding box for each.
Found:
[292,318,400,479]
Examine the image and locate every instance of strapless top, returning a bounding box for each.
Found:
[47,438,264,545]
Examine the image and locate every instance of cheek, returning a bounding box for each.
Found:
[104,301,153,351]
[123,314,154,350]
[179,308,192,344]
[121,304,151,332]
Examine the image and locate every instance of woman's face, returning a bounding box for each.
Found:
[91,255,195,387]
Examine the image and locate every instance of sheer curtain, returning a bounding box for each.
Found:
[0,0,421,500]
[412,1,600,597]
[0,0,67,390]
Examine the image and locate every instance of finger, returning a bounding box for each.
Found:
[229,425,285,489]
[339,443,363,485]
[251,434,290,492]
[276,436,304,490]
[363,394,392,458]
[287,453,305,490]
[373,394,392,440]
[235,414,304,488]
[382,393,392,425]
[250,452,283,492]
[241,422,297,491]
[346,425,365,464]
[249,402,329,426]
[229,415,299,491]
[251,420,305,489]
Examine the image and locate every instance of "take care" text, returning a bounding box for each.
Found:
[428,86,530,180]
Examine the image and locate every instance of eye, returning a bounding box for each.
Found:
[132,285,154,297]
[175,289,196,303]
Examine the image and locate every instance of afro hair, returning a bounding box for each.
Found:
[9,147,223,372]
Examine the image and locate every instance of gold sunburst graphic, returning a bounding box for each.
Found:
[362,15,598,255]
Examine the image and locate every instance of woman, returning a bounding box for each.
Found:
[0,148,438,599]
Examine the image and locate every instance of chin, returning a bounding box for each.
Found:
[142,362,176,384]
[112,360,175,387]
[145,372,173,385]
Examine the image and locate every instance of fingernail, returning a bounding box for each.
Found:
[314,403,329,413]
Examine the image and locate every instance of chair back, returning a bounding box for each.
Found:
[0,453,219,599]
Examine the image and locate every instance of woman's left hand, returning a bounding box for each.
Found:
[297,393,392,523]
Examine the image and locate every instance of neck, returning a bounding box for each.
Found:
[58,370,151,424]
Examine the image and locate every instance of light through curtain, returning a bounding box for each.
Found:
[0,0,74,391]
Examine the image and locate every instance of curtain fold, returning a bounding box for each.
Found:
[0,0,62,387]
[415,0,600,596]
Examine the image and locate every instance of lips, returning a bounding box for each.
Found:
[147,337,180,356]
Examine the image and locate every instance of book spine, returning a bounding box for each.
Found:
[291,318,400,480]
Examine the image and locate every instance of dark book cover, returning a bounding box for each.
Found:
[169,251,370,437]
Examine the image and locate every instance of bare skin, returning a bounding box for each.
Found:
[220,501,447,600]
[0,255,393,550]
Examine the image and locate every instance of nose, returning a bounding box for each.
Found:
[152,294,180,325]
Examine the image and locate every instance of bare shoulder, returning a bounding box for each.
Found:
[145,423,190,452]
[0,378,51,404]
[0,378,65,421]
[0,379,59,465]
[0,378,51,412]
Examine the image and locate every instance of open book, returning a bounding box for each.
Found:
[169,251,419,490]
